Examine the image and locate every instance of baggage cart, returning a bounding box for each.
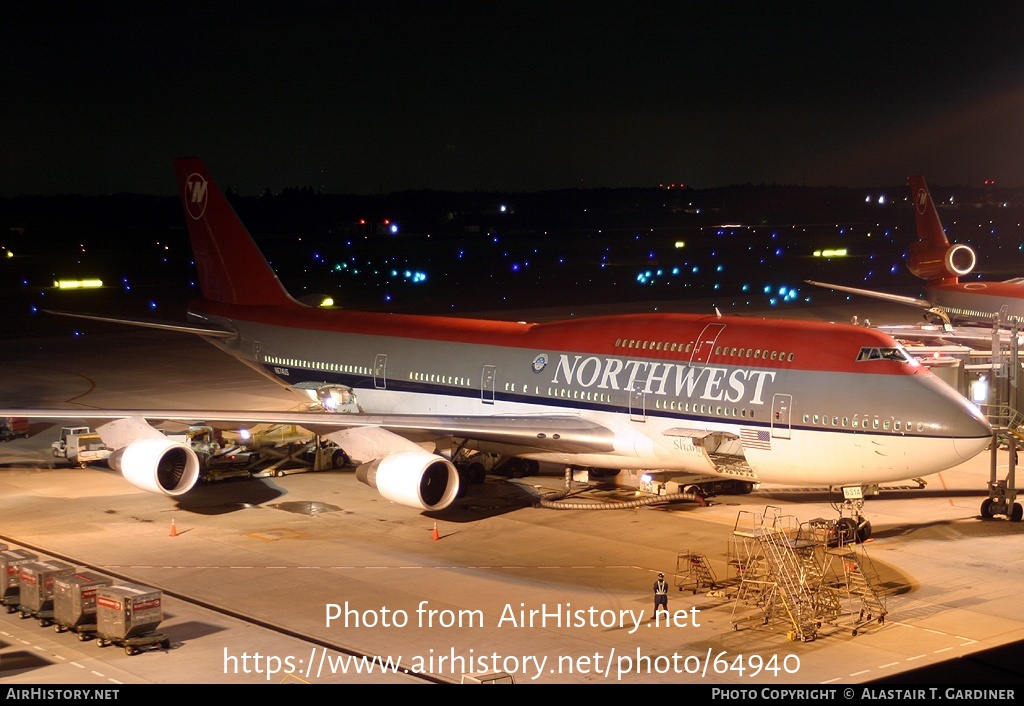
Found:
[0,417,29,442]
[17,560,75,626]
[0,549,36,613]
[95,583,170,655]
[52,571,113,640]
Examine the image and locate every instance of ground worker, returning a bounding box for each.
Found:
[653,572,669,618]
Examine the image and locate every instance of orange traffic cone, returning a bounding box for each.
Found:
[170,518,178,537]
[431,521,440,541]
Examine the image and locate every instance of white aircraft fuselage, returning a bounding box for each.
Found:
[190,293,992,488]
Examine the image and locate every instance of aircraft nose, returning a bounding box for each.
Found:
[952,407,993,460]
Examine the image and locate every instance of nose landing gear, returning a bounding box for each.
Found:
[831,485,877,544]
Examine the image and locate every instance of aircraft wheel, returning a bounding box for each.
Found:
[1011,503,1023,523]
[856,520,872,543]
[467,463,486,484]
[835,517,858,545]
[981,498,995,518]
[683,484,706,498]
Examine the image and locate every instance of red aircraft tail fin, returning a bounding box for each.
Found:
[908,175,949,249]
[173,158,297,306]
[906,175,976,284]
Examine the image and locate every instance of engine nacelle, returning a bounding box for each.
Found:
[106,438,202,497]
[355,452,461,511]
[908,241,976,282]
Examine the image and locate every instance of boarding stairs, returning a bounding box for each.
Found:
[824,546,887,635]
[674,550,717,594]
[729,507,848,642]
[756,518,821,642]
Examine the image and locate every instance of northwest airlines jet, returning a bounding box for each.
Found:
[0,160,995,542]
[808,175,1024,330]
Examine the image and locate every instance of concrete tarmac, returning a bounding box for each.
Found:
[0,314,1021,685]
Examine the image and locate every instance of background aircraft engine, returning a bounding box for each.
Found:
[106,438,202,496]
[355,452,461,511]
[909,241,976,281]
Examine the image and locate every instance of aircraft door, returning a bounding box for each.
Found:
[771,393,792,439]
[374,354,387,389]
[629,387,646,422]
[481,365,496,404]
[690,323,726,365]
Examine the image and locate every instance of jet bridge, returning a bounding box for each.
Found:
[968,319,1024,523]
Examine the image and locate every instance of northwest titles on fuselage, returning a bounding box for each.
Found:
[549,353,778,406]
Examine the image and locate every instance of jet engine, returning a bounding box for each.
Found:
[355,452,461,511]
[908,240,976,282]
[106,437,202,496]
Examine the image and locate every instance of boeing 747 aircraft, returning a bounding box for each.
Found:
[808,175,1024,331]
[0,160,999,542]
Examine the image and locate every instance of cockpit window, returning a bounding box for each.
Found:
[856,346,915,364]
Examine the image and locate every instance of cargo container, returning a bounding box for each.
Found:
[1,549,37,613]
[17,560,75,625]
[95,583,170,655]
[53,571,113,639]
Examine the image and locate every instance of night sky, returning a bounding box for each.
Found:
[5,2,1024,196]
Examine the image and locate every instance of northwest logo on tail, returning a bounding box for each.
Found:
[916,187,928,214]
[184,173,208,220]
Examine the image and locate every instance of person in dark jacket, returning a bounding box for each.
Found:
[653,573,669,618]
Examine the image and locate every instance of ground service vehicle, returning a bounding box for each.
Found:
[51,427,111,467]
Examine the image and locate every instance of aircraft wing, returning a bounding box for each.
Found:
[0,408,616,455]
[804,280,934,309]
[43,310,237,338]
